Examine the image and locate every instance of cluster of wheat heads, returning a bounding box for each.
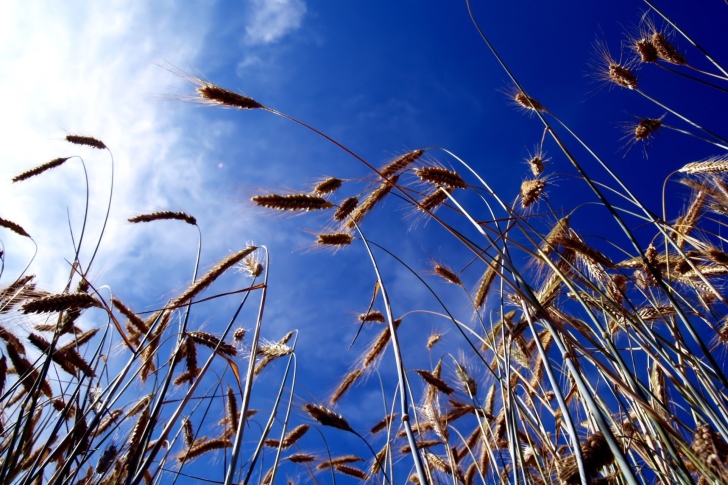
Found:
[0,136,307,485]
[171,4,728,485]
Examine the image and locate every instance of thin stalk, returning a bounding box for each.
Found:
[223,247,270,485]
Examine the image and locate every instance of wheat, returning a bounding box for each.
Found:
[128,211,197,225]
[21,292,100,314]
[433,263,462,286]
[520,179,547,208]
[66,134,107,149]
[0,324,26,354]
[359,310,385,323]
[281,424,309,448]
[652,32,686,65]
[418,187,452,213]
[0,275,36,313]
[426,333,443,350]
[182,417,194,447]
[334,196,359,222]
[126,394,152,418]
[634,118,662,140]
[111,297,148,335]
[454,361,477,396]
[370,413,396,435]
[674,190,706,248]
[346,175,400,228]
[380,149,425,178]
[179,438,233,462]
[558,432,614,484]
[679,157,728,174]
[464,462,478,485]
[317,233,353,246]
[0,217,31,238]
[539,215,570,258]
[264,438,281,447]
[425,452,460,479]
[59,327,100,351]
[331,369,363,404]
[333,464,369,480]
[610,63,638,89]
[186,331,237,356]
[444,402,475,423]
[226,385,239,431]
[196,81,264,109]
[692,424,728,479]
[0,354,6,396]
[400,440,443,454]
[415,369,454,395]
[233,327,247,343]
[13,157,71,183]
[252,193,334,211]
[91,444,118,476]
[288,453,317,463]
[415,166,467,189]
[473,264,497,310]
[172,246,256,307]
[303,403,354,432]
[362,318,402,367]
[369,444,388,475]
[313,177,343,195]
[553,233,615,268]
[633,38,659,63]
[528,155,544,176]
[514,92,546,112]
[94,410,123,437]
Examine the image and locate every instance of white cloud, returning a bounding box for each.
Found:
[0,1,255,296]
[244,0,306,45]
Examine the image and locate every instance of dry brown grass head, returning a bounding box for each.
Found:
[634,38,659,63]
[634,117,662,141]
[415,166,468,189]
[21,292,101,314]
[651,32,686,65]
[0,217,31,238]
[346,175,400,229]
[13,157,71,183]
[303,403,354,432]
[334,196,359,222]
[66,134,107,149]
[379,149,425,179]
[426,332,443,350]
[196,82,264,109]
[288,453,317,463]
[252,193,335,212]
[370,413,396,435]
[513,91,546,113]
[520,178,547,209]
[128,211,197,226]
[186,331,237,356]
[594,40,638,90]
[432,262,462,286]
[418,187,453,214]
[359,310,385,323]
[330,368,363,404]
[679,156,728,175]
[313,177,344,195]
[317,233,354,247]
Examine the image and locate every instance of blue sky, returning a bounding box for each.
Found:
[2,0,728,483]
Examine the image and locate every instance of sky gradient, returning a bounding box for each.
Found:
[2,0,728,483]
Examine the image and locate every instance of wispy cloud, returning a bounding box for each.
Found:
[0,2,254,294]
[244,0,306,45]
